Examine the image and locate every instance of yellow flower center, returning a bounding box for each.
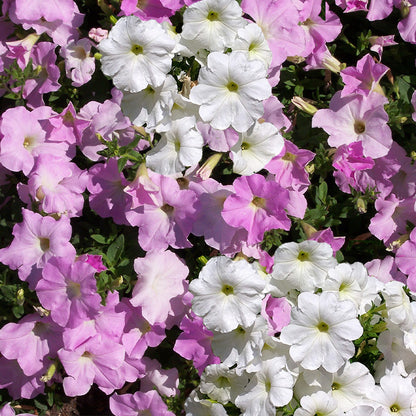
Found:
[317,321,329,332]
[207,10,219,21]
[131,44,144,55]
[222,284,234,295]
[226,81,239,92]
[297,250,309,261]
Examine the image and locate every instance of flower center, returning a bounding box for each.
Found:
[74,46,88,60]
[241,141,250,150]
[174,139,181,152]
[236,326,246,334]
[176,177,189,189]
[131,44,144,55]
[282,152,297,162]
[390,404,400,412]
[265,379,272,392]
[251,196,266,209]
[207,10,219,21]
[297,250,309,261]
[226,81,239,92]
[161,203,174,216]
[144,85,155,94]
[23,136,35,149]
[222,284,234,295]
[67,281,81,299]
[137,0,148,9]
[39,237,50,252]
[248,42,258,52]
[317,321,329,332]
[81,351,93,359]
[63,111,75,124]
[216,376,231,388]
[331,382,341,390]
[354,120,366,134]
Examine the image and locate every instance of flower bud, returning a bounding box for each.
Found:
[292,96,318,115]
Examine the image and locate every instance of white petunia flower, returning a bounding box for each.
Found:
[330,361,375,413]
[184,390,228,416]
[323,262,379,314]
[280,292,363,373]
[270,240,337,295]
[98,16,175,93]
[211,315,268,369]
[375,327,416,380]
[121,75,177,132]
[189,51,271,133]
[145,116,204,176]
[235,356,294,415]
[189,256,266,333]
[230,121,284,175]
[369,373,416,416]
[294,391,338,416]
[199,363,248,405]
[181,0,246,52]
[382,281,415,331]
[232,23,273,69]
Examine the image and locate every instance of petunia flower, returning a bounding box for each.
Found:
[190,51,271,133]
[222,174,291,245]
[98,16,176,92]
[189,256,266,333]
[181,0,245,52]
[280,292,363,372]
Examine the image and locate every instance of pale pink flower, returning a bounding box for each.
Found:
[131,250,189,324]
[35,257,102,328]
[0,209,75,288]
[222,174,290,245]
[312,91,392,158]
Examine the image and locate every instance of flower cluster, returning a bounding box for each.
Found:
[1,0,416,415]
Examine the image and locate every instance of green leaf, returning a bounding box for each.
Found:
[12,304,24,319]
[91,234,107,244]
[107,234,125,265]
[317,181,328,204]
[117,157,128,172]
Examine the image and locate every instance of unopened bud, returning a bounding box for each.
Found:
[110,276,124,290]
[401,1,410,18]
[356,197,367,213]
[196,153,222,180]
[40,361,57,382]
[301,221,317,238]
[323,54,343,74]
[291,96,318,115]
[198,256,208,266]
[16,288,24,306]
[305,163,315,174]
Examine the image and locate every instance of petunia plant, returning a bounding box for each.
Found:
[1,0,416,415]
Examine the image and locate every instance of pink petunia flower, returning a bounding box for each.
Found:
[110,391,175,416]
[126,171,198,251]
[18,154,88,217]
[222,174,291,245]
[340,53,389,97]
[312,91,392,158]
[35,257,102,328]
[0,209,75,288]
[131,250,188,324]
